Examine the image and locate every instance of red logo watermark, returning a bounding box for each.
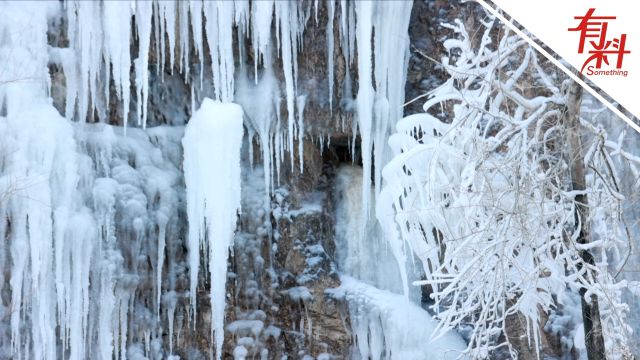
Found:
[568,8,630,77]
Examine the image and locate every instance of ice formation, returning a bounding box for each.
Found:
[329,277,467,360]
[0,0,419,358]
[183,99,244,360]
[334,166,404,294]
[333,166,466,359]
[60,0,413,220]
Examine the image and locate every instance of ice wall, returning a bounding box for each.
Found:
[57,0,413,221]
[0,6,184,357]
[0,0,416,358]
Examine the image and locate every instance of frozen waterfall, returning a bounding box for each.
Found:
[0,0,466,359]
[332,166,467,360]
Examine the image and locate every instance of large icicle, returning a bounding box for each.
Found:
[183,99,244,360]
[354,1,375,226]
[135,1,153,128]
[327,0,336,112]
[275,1,300,170]
[103,1,132,129]
[372,2,413,196]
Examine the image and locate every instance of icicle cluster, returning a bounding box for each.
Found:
[2,5,184,360]
[0,0,416,358]
[57,0,413,222]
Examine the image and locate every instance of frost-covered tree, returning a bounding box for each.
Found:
[377,11,638,360]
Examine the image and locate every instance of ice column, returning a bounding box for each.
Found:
[183,99,245,360]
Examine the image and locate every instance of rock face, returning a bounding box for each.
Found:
[221,145,352,359]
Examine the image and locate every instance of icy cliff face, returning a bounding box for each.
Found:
[2,1,598,359]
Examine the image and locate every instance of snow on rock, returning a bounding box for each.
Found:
[183,99,244,360]
[285,286,314,303]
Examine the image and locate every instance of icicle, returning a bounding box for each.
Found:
[204,2,221,99]
[189,0,205,87]
[347,2,356,66]
[103,1,132,129]
[327,0,335,112]
[164,291,178,355]
[275,2,298,170]
[236,51,279,198]
[371,2,413,197]
[247,128,256,168]
[297,95,307,172]
[217,2,236,102]
[204,2,236,102]
[67,1,103,122]
[251,0,274,82]
[66,211,96,360]
[120,286,131,360]
[234,1,250,34]
[153,2,162,78]
[183,99,244,360]
[159,1,177,73]
[135,1,153,128]
[98,259,117,360]
[178,2,190,78]
[275,103,284,186]
[354,1,375,226]
[156,214,168,318]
